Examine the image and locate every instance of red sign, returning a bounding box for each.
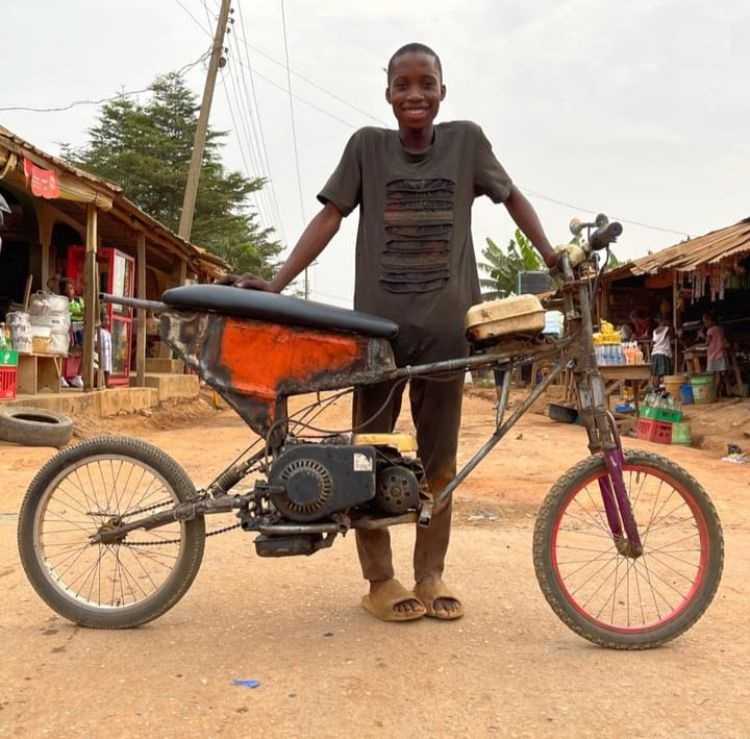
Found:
[23,158,60,199]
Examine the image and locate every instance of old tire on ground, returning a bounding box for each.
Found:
[0,406,73,447]
[17,436,206,629]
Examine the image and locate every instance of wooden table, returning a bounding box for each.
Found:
[599,364,651,429]
[17,353,64,395]
[565,364,651,432]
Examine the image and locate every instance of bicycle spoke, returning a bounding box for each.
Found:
[33,454,186,611]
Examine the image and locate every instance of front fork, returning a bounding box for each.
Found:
[563,260,643,558]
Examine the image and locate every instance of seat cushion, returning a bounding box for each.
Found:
[161,285,399,340]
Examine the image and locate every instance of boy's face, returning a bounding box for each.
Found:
[386,52,445,131]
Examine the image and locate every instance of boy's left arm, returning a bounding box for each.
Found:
[503,185,557,268]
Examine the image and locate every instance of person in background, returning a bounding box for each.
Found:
[651,316,672,388]
[97,310,113,388]
[702,312,728,396]
[61,278,84,389]
[630,309,652,340]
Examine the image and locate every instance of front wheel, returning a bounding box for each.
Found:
[17,437,206,629]
[533,450,723,649]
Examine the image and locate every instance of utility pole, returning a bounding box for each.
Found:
[178,0,232,243]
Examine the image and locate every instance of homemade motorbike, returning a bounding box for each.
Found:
[17,216,723,649]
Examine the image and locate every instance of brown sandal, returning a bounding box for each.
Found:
[361,578,426,622]
[414,578,464,620]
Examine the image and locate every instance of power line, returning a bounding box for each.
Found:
[0,51,211,113]
[202,0,284,243]
[522,187,690,238]
[280,0,310,298]
[237,0,287,242]
[232,30,388,126]
[176,1,688,243]
[280,0,306,224]
[175,0,360,129]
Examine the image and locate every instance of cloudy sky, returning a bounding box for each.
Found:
[3,1,748,306]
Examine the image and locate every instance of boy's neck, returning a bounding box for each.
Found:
[399,123,435,154]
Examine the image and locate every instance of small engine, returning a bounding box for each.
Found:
[268,441,426,522]
[269,444,377,522]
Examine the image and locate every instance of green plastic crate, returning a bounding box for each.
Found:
[653,407,683,424]
[0,348,18,366]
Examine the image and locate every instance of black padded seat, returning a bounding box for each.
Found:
[161,284,399,340]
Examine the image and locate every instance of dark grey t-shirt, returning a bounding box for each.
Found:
[318,121,513,364]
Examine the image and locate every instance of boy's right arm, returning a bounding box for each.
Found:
[225,202,343,293]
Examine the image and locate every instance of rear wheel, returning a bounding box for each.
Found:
[533,450,723,649]
[18,437,205,629]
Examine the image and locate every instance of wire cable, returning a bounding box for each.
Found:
[0,51,211,113]
[236,0,287,243]
[280,0,307,226]
[522,187,690,239]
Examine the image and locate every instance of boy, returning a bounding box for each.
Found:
[229,43,562,621]
[97,311,113,388]
[650,316,672,388]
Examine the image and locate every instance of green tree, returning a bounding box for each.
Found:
[63,73,281,277]
[478,228,543,299]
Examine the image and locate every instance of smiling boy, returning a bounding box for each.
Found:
[231,43,558,622]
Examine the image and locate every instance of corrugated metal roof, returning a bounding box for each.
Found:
[0,125,227,273]
[630,217,750,275]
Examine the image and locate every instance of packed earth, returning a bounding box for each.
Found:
[1,392,748,738]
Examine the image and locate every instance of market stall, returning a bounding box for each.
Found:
[601,217,750,406]
[0,125,226,397]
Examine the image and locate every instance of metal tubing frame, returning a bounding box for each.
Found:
[434,361,565,509]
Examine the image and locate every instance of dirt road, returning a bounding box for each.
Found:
[1,393,748,738]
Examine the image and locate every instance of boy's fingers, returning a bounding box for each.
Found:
[214,273,239,285]
[235,275,270,291]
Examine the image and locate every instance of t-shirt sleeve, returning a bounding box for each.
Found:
[473,125,513,203]
[317,130,363,217]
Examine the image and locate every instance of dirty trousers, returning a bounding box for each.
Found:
[353,374,464,584]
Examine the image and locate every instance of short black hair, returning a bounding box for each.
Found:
[387,43,442,83]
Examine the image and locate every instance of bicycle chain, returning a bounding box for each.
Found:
[118,495,242,546]
[122,522,242,547]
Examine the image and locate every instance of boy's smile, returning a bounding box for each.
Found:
[386,51,446,136]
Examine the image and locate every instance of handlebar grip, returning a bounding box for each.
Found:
[589,221,623,251]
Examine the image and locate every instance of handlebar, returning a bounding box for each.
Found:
[588,221,623,251]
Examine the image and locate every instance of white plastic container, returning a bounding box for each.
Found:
[29,291,69,315]
[48,332,70,354]
[543,310,565,338]
[465,295,546,343]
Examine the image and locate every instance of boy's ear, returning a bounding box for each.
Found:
[385,87,392,104]
[440,84,447,101]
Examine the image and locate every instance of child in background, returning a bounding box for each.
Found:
[97,312,113,388]
[703,312,728,396]
[651,317,672,388]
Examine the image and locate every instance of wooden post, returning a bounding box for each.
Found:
[82,204,98,390]
[37,203,53,290]
[178,259,188,286]
[136,233,147,386]
[178,0,232,241]
[672,269,680,373]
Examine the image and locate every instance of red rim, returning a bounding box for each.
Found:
[550,462,710,635]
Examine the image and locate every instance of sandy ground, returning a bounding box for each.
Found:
[1,392,749,738]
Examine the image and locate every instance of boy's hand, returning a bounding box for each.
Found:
[215,273,276,292]
[554,243,587,269]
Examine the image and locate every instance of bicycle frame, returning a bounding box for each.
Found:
[100,254,644,557]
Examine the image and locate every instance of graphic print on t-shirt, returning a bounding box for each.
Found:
[382,178,455,294]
